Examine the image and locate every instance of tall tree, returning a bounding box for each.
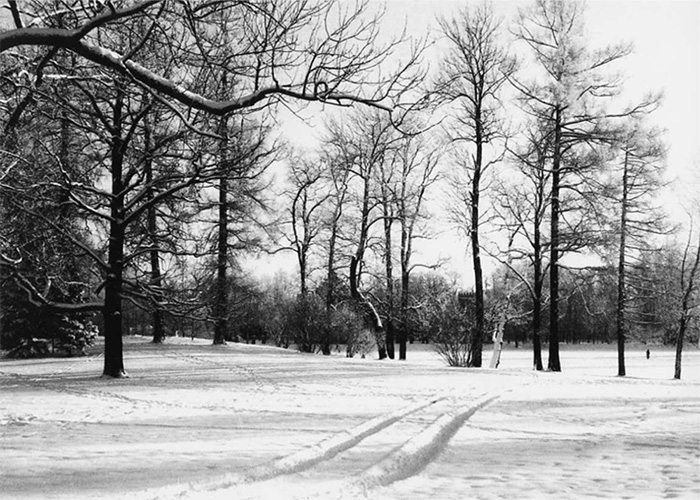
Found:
[493,125,552,370]
[393,128,440,360]
[513,0,656,371]
[436,2,515,367]
[378,151,397,359]
[324,109,401,360]
[610,119,667,376]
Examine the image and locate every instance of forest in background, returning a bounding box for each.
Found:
[0,0,698,379]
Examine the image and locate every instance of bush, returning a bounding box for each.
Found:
[432,297,475,367]
[286,294,326,353]
[329,304,370,357]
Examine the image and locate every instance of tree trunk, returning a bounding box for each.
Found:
[532,224,544,371]
[354,171,386,359]
[149,219,165,344]
[489,314,506,369]
[398,209,410,360]
[382,189,395,359]
[548,107,562,372]
[674,315,686,380]
[616,151,630,376]
[399,269,409,360]
[213,116,229,345]
[468,122,484,367]
[350,256,385,359]
[326,224,338,311]
[145,115,165,344]
[103,90,127,378]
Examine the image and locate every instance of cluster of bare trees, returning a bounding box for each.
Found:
[0,0,697,379]
[0,0,424,376]
[279,108,440,359]
[437,0,698,376]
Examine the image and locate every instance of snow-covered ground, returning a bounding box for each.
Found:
[1,337,698,500]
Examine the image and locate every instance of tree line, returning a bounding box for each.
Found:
[0,0,697,379]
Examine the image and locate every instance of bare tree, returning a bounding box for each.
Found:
[323,109,401,359]
[610,118,667,376]
[282,154,330,297]
[674,212,700,379]
[493,124,552,370]
[512,0,656,371]
[0,0,425,376]
[435,1,515,367]
[393,128,440,360]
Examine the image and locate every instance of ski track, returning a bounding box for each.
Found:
[131,391,507,500]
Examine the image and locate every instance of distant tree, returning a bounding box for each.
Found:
[319,151,353,314]
[282,154,330,297]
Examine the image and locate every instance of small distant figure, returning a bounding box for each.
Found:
[646,349,650,360]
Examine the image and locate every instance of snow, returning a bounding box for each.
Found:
[1,337,698,500]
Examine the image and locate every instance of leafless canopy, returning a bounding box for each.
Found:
[0,0,424,115]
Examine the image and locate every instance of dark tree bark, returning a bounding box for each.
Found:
[381,181,396,359]
[213,116,229,345]
[616,152,630,376]
[548,107,563,372]
[469,122,485,367]
[103,88,127,378]
[532,225,545,371]
[144,114,165,344]
[436,3,514,368]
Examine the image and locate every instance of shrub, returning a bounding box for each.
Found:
[286,294,326,353]
[432,297,475,367]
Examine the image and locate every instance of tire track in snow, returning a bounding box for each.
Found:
[140,391,505,500]
[254,392,501,500]
[352,392,500,490]
[134,396,448,500]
